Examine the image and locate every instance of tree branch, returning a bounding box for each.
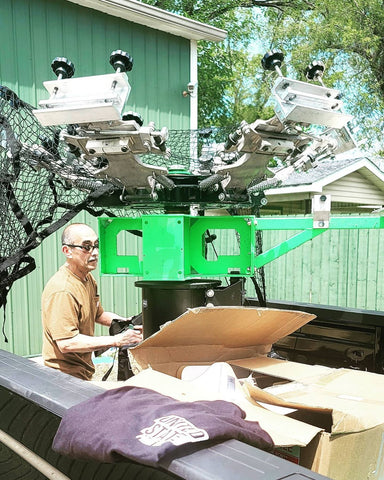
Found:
[203,0,314,21]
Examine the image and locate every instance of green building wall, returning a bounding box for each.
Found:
[0,0,191,356]
[189,213,384,313]
[260,215,384,311]
[0,0,191,129]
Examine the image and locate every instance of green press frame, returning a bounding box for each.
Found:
[98,214,384,281]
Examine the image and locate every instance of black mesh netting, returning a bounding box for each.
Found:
[0,86,134,316]
[0,86,266,331]
[140,125,236,169]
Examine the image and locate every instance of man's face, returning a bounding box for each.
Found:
[63,225,99,277]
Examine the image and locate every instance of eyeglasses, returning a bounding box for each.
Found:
[64,243,99,253]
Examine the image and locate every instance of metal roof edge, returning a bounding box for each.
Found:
[65,0,227,42]
[312,157,366,180]
[310,157,384,190]
[266,157,384,196]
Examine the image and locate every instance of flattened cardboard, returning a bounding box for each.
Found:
[230,357,333,382]
[237,364,384,434]
[129,306,316,377]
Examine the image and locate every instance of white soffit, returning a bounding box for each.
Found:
[65,0,227,42]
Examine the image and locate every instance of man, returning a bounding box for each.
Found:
[42,223,142,380]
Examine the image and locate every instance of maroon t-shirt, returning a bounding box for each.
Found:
[53,386,274,466]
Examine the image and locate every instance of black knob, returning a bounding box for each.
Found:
[122,111,144,126]
[109,50,133,73]
[198,128,213,139]
[224,129,242,150]
[261,50,284,71]
[305,61,325,80]
[51,57,75,79]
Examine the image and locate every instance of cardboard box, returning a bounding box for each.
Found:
[128,307,384,479]
[129,306,316,377]
[232,362,384,479]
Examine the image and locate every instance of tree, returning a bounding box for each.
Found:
[263,0,384,151]
[197,26,275,127]
[144,1,278,127]
[142,0,384,152]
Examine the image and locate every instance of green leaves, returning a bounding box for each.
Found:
[142,0,384,151]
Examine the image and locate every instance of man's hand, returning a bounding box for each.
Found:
[114,326,143,348]
[56,326,143,354]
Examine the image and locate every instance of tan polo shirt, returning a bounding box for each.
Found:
[42,265,104,380]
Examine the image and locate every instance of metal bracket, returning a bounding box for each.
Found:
[312,194,331,228]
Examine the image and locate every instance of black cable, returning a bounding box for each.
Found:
[101,347,118,381]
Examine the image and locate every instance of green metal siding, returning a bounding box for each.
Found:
[0,0,191,129]
[260,215,384,310]
[190,214,384,311]
[0,0,191,356]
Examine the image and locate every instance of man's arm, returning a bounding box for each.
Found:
[95,311,140,327]
[56,328,142,354]
[95,311,127,327]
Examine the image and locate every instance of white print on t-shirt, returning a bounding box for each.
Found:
[136,415,209,447]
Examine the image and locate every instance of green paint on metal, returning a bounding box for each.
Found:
[253,216,384,230]
[99,217,143,276]
[255,228,325,268]
[168,167,191,175]
[99,215,256,280]
[189,216,255,276]
[142,216,188,280]
[99,214,384,281]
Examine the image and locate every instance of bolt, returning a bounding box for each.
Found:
[121,146,128,153]
[206,289,215,298]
